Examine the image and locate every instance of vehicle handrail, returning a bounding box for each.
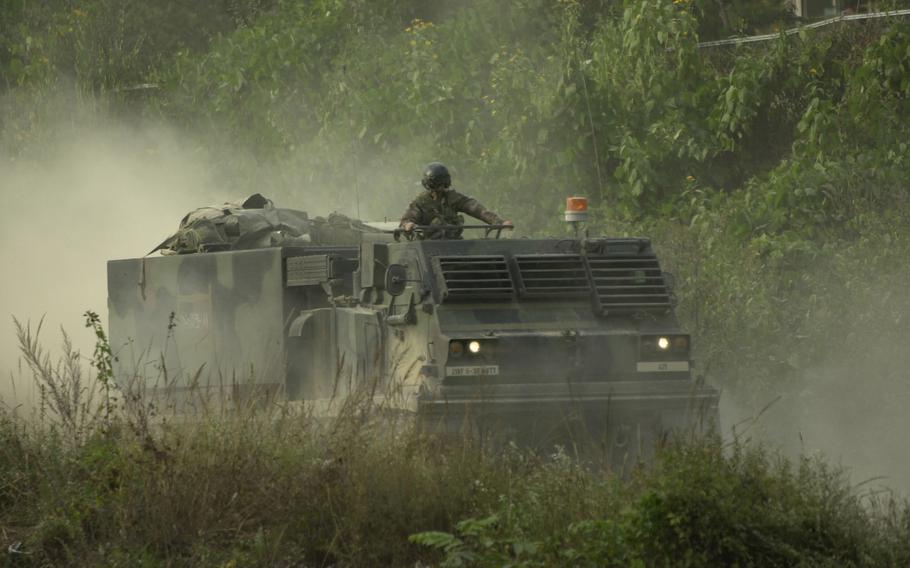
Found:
[391,224,514,241]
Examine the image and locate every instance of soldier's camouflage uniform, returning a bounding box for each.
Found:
[400,189,504,239]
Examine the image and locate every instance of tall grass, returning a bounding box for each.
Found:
[1,321,908,567]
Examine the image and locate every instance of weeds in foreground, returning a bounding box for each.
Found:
[13,316,103,446]
[1,319,909,567]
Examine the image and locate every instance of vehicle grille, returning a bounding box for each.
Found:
[436,255,514,301]
[515,254,671,313]
[586,255,671,313]
[286,255,329,286]
[515,255,588,297]
[433,252,671,312]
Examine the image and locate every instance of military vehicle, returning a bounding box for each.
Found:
[108,195,718,462]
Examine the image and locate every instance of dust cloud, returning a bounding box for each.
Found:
[1,103,906,501]
[0,104,415,407]
[0,119,219,405]
[719,287,910,497]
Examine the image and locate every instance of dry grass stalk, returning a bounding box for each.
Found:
[13,317,102,445]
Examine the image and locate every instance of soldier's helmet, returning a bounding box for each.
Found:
[421,162,452,191]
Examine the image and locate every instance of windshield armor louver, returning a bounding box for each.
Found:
[435,255,514,301]
[515,255,589,297]
[585,255,671,314]
[432,252,671,313]
[515,254,671,314]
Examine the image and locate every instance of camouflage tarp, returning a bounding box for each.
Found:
[151,194,380,254]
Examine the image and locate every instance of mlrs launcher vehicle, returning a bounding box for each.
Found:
[108,195,718,462]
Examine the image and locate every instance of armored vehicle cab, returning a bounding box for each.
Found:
[108,201,718,462]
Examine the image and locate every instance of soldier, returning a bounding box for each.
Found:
[400,162,512,239]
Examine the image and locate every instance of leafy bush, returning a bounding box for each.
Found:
[411,437,910,567]
[3,322,908,566]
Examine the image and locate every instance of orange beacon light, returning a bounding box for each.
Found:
[565,196,589,222]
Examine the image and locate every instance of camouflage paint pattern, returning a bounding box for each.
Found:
[378,236,718,456]
[108,229,719,459]
[108,248,287,399]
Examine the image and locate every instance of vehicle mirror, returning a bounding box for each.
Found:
[385,264,408,296]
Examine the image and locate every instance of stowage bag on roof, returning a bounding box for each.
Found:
[151,193,380,255]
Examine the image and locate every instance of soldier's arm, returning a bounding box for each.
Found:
[400,198,424,226]
[447,190,504,225]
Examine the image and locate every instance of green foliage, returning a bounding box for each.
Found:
[3,12,910,565]
[3,0,907,215]
[6,315,907,565]
[84,310,116,420]
[692,0,794,40]
[410,437,910,567]
[6,0,906,225]
[0,0,274,92]
[4,374,909,567]
[623,441,873,565]
[586,0,710,211]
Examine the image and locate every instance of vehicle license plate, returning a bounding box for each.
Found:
[446,365,500,377]
[636,361,690,372]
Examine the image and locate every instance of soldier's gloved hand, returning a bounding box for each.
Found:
[502,220,514,228]
[402,222,416,232]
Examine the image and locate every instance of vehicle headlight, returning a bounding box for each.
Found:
[640,334,690,359]
[449,339,493,359]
